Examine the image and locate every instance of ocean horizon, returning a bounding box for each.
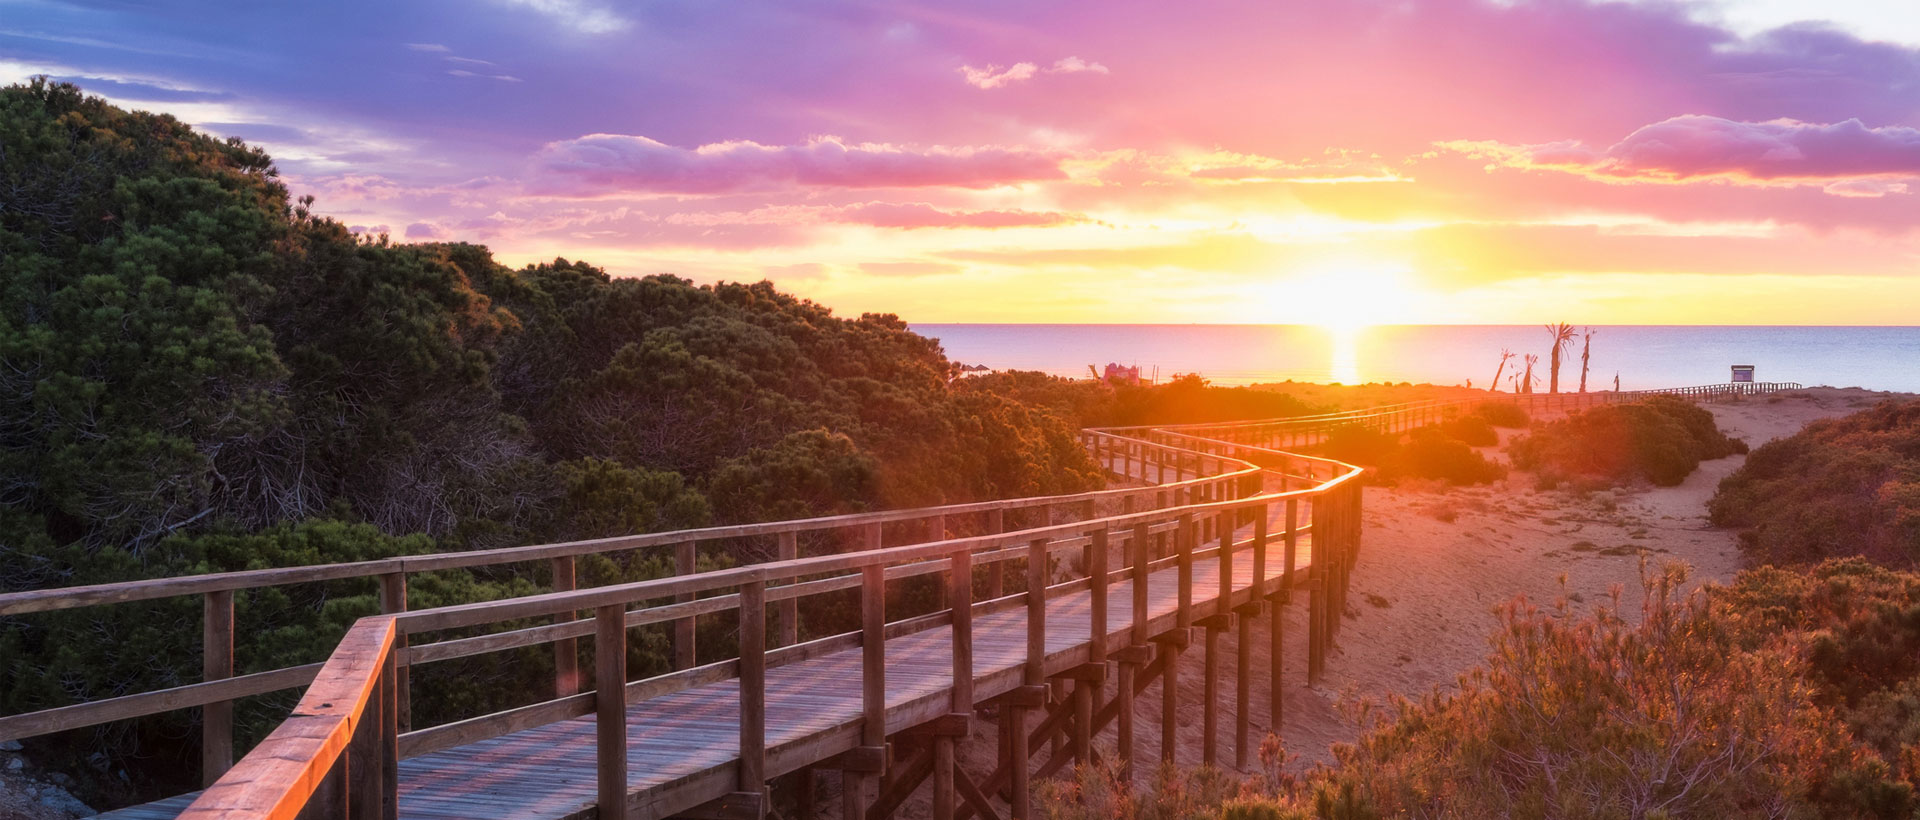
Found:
[913,324,1920,393]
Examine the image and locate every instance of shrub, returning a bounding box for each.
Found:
[1508,396,1746,487]
[1474,401,1530,428]
[1436,413,1498,446]
[1710,400,1920,567]
[1321,425,1503,486]
[1397,429,1506,485]
[1310,564,1904,819]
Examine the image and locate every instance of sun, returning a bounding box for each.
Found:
[1273,265,1420,331]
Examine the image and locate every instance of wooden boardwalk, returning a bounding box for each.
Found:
[389,516,1316,820]
[19,384,1803,820]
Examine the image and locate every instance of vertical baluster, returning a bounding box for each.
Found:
[739,579,767,800]
[202,589,234,787]
[777,532,799,647]
[675,542,697,670]
[596,603,628,820]
[548,560,576,699]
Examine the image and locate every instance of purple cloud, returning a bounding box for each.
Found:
[532,135,1065,195]
[1450,115,1920,189]
[832,202,1082,229]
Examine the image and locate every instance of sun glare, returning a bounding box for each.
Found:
[1275,265,1418,332]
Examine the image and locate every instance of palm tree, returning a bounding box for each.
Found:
[1578,327,1596,393]
[1545,322,1576,393]
[1521,353,1538,394]
[1490,348,1515,393]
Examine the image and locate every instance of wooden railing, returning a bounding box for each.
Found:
[179,430,1361,820]
[0,381,1802,820]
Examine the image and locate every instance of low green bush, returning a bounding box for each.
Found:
[1043,561,1920,820]
[1710,399,1920,567]
[1474,401,1530,428]
[1436,414,1498,446]
[1321,424,1504,486]
[1509,396,1746,487]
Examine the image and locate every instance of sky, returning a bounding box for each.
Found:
[4,0,1919,326]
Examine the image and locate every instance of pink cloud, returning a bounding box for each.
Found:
[532,135,1064,195]
[1447,116,1920,191]
[831,202,1082,229]
[959,56,1108,89]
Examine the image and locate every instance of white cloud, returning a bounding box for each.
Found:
[492,0,631,34]
[960,62,1038,89]
[1050,56,1108,75]
[405,43,450,52]
[960,56,1108,89]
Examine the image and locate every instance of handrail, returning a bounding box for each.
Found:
[0,381,1803,819]
[182,420,1365,820]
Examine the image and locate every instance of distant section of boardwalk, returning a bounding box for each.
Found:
[5,383,1799,820]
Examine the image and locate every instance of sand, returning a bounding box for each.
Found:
[875,387,1907,816]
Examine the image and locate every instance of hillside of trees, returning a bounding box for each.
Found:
[0,81,1347,806]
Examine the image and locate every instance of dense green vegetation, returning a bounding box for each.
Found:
[1509,396,1747,488]
[1045,560,1920,820]
[959,371,1326,428]
[1320,423,1504,486]
[0,80,1112,802]
[1711,399,1920,567]
[0,80,1353,807]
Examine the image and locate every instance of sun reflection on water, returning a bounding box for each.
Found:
[1327,325,1361,384]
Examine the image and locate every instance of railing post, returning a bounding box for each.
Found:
[202,588,233,787]
[675,541,698,670]
[739,578,767,803]
[777,531,799,647]
[595,603,628,820]
[549,559,577,699]
[851,564,886,820]
[1089,528,1109,664]
[1176,513,1194,629]
[1013,536,1048,820]
[987,509,1006,598]
[935,547,973,820]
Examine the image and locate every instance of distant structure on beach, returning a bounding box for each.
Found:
[1731,365,1755,383]
[1103,362,1143,385]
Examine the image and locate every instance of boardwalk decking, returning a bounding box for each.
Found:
[392,523,1315,820]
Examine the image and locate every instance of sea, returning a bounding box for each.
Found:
[911,325,1920,393]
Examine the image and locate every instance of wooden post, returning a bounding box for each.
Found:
[987,509,1006,598]
[1235,601,1253,769]
[1177,514,1194,629]
[951,549,974,710]
[549,559,577,699]
[1013,537,1048,820]
[202,589,234,787]
[380,637,399,820]
[1090,529,1109,663]
[930,515,949,611]
[379,572,411,733]
[739,579,767,799]
[675,541,698,670]
[1202,623,1219,767]
[778,532,799,647]
[853,564,886,820]
[937,547,972,820]
[596,604,628,820]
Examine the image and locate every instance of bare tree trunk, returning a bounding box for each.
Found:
[1578,328,1595,393]
[1491,349,1513,394]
